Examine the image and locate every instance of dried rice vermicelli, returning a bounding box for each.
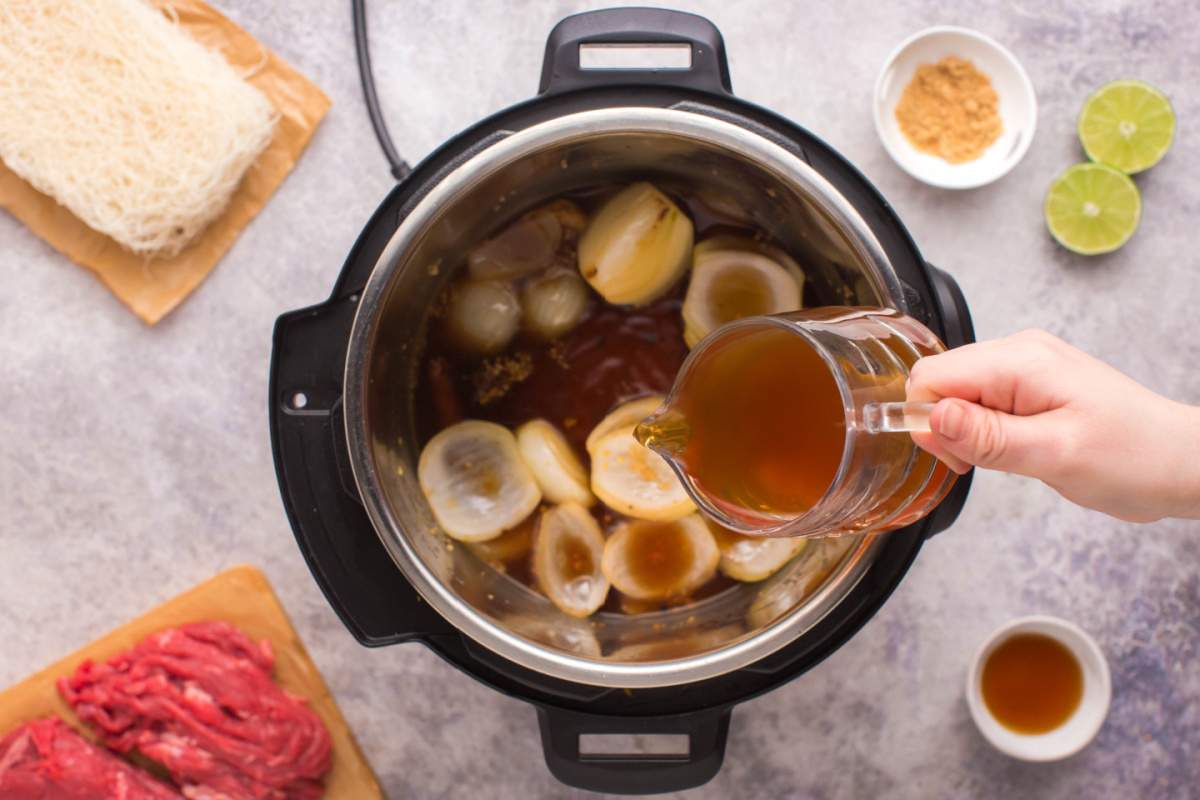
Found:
[0,0,278,256]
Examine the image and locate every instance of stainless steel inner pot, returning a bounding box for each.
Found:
[344,107,914,688]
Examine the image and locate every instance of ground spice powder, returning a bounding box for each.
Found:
[895,56,1002,163]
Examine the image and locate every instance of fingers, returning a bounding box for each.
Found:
[905,330,1078,476]
[910,429,971,474]
[907,331,1068,415]
[922,397,1060,478]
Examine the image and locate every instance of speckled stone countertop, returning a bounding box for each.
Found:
[2,1,1198,797]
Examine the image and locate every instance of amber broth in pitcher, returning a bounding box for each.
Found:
[636,326,847,516]
[636,310,956,534]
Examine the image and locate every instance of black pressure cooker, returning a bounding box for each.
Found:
[270,8,974,794]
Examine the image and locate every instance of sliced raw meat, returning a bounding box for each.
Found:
[0,717,181,799]
[58,621,332,800]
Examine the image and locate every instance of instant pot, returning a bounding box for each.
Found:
[270,9,974,793]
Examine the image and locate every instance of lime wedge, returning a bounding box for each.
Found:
[1078,80,1175,174]
[1044,163,1141,255]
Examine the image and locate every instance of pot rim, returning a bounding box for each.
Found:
[344,106,903,688]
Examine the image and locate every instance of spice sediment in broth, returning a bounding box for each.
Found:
[557,534,595,582]
[624,522,696,598]
[423,290,689,455]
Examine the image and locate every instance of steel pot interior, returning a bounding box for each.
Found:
[346,108,909,687]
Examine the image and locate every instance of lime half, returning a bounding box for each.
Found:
[1044,163,1141,255]
[1079,80,1175,174]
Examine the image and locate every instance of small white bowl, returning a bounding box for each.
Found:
[966,616,1111,762]
[874,26,1037,189]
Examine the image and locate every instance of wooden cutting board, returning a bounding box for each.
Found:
[0,565,383,799]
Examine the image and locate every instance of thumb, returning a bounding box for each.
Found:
[929,398,1052,478]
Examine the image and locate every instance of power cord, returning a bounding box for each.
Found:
[352,0,411,181]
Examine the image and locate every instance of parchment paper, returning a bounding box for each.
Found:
[0,0,331,324]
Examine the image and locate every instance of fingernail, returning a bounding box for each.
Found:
[938,402,966,441]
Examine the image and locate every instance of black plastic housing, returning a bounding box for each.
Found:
[270,8,974,794]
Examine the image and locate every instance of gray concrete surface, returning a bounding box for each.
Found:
[2,1,1198,797]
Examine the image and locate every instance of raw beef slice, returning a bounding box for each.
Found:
[58,621,332,800]
[0,717,181,799]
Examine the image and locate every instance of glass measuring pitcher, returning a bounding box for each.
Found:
[635,307,957,538]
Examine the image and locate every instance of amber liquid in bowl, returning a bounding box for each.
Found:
[981,633,1084,734]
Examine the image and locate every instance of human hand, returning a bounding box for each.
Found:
[907,329,1200,522]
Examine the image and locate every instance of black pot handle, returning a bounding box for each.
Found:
[270,298,455,645]
[926,263,975,349]
[539,8,732,97]
[537,706,731,794]
[920,263,976,537]
[925,465,974,537]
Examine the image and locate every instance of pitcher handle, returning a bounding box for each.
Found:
[862,402,935,434]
